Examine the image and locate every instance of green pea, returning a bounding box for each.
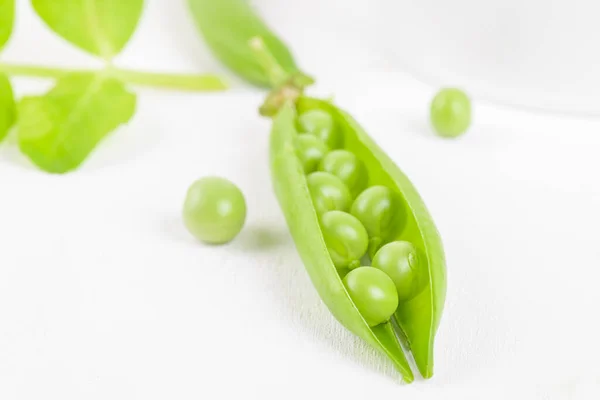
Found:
[318,149,368,197]
[351,186,405,257]
[430,88,471,138]
[182,177,246,244]
[294,134,328,174]
[307,172,352,216]
[372,241,423,301]
[297,109,342,149]
[320,210,368,270]
[343,267,399,327]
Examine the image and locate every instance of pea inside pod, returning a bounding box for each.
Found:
[318,149,368,197]
[294,134,328,174]
[320,210,368,270]
[351,185,407,258]
[372,241,424,301]
[297,109,342,149]
[306,171,352,216]
[343,267,399,327]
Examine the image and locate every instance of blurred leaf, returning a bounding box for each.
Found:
[31,0,144,59]
[18,73,136,173]
[0,0,15,50]
[0,73,16,142]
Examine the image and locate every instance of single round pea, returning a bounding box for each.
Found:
[372,241,423,301]
[182,177,246,244]
[351,186,406,256]
[430,88,471,138]
[343,267,399,327]
[307,172,352,216]
[295,134,328,174]
[321,210,368,270]
[318,150,368,197]
[297,109,342,149]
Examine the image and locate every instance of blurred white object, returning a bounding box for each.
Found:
[259,0,600,115]
[374,0,600,115]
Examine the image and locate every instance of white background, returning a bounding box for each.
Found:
[1,1,600,399]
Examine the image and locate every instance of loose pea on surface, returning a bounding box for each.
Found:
[320,210,368,270]
[307,171,352,216]
[318,149,368,197]
[182,177,246,244]
[294,134,328,174]
[430,88,471,138]
[372,241,422,301]
[297,109,342,149]
[351,185,405,256]
[343,267,399,327]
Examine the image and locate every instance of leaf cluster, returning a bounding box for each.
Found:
[0,0,226,173]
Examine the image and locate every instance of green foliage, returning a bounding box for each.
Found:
[0,0,14,49]
[18,73,136,173]
[0,0,226,172]
[0,73,16,142]
[31,0,144,60]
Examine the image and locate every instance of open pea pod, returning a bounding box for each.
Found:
[270,98,447,381]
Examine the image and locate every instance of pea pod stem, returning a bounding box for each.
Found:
[246,37,314,88]
[248,36,315,116]
[248,37,289,88]
[0,62,228,91]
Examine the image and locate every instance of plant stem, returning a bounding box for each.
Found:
[110,68,227,91]
[0,63,78,79]
[0,62,228,92]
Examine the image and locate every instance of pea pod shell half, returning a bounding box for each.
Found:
[271,102,413,382]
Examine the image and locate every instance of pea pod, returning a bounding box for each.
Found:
[271,99,447,380]
[187,0,298,88]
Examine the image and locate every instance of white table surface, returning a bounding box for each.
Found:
[1,2,600,399]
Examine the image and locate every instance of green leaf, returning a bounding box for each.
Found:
[31,0,144,59]
[0,73,16,142]
[18,72,136,173]
[188,0,299,88]
[0,0,15,50]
